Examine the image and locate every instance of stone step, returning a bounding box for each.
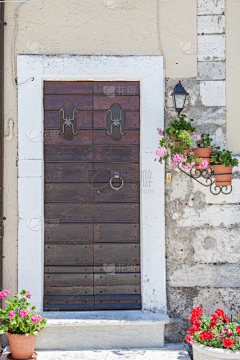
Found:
[36,311,169,350]
[1,344,191,360]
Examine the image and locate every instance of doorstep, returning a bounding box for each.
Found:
[1,343,191,360]
[36,310,170,350]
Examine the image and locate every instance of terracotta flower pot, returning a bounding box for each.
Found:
[212,164,233,186]
[7,332,38,359]
[192,147,213,169]
[172,134,189,152]
[193,341,240,360]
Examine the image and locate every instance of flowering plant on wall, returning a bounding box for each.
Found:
[186,306,240,351]
[155,114,206,170]
[0,289,47,335]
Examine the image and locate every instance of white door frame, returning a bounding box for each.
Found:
[17,55,166,313]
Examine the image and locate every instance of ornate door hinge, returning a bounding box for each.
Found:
[107,104,126,141]
[59,103,78,141]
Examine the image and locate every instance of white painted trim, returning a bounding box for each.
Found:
[18,55,166,313]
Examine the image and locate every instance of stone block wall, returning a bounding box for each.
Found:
[164,0,240,342]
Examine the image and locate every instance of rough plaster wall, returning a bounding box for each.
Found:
[226,0,240,154]
[3,0,197,299]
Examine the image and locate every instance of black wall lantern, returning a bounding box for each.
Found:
[171,81,188,114]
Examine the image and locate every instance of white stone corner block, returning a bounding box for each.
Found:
[198,15,225,34]
[200,80,226,106]
[197,61,225,80]
[197,0,225,15]
[198,34,225,61]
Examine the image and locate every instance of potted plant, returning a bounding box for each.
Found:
[0,289,47,359]
[210,148,239,186]
[192,133,214,169]
[159,114,196,150]
[186,306,240,359]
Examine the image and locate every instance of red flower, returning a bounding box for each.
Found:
[199,330,212,341]
[223,317,230,323]
[190,307,203,323]
[215,309,224,318]
[223,338,233,348]
[190,326,198,335]
[210,322,218,328]
[211,314,218,323]
[186,334,192,345]
[194,319,201,329]
[236,325,240,335]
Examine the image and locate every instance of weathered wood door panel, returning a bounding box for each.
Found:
[44,81,141,311]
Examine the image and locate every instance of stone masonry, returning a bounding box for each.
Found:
[164,0,240,343]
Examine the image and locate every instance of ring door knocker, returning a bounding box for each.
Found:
[110,170,124,191]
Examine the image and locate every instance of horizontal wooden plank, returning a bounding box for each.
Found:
[93,96,139,110]
[45,203,93,222]
[45,183,93,203]
[44,111,139,130]
[94,273,140,286]
[44,81,93,94]
[93,183,139,203]
[44,95,93,110]
[45,266,93,273]
[93,82,139,95]
[44,295,94,304]
[45,183,139,203]
[94,243,140,265]
[94,285,140,295]
[94,146,139,162]
[94,223,139,243]
[43,304,94,311]
[44,286,93,296]
[45,244,93,265]
[44,146,93,162]
[94,303,141,310]
[45,223,93,243]
[45,203,139,222]
[44,274,93,287]
[44,130,92,145]
[45,163,93,183]
[45,163,139,183]
[94,204,139,222]
[93,130,139,145]
[93,111,139,129]
[44,265,140,273]
[95,294,141,304]
[44,146,139,162]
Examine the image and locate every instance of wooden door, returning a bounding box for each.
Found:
[43,81,141,311]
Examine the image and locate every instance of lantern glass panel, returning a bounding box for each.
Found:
[174,94,187,110]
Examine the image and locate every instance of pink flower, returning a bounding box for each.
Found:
[20,309,29,319]
[192,132,195,135]
[155,146,167,158]
[196,135,202,141]
[234,337,238,342]
[9,311,15,319]
[0,289,10,299]
[30,315,42,323]
[26,291,32,298]
[228,329,233,335]
[158,129,163,136]
[199,159,208,169]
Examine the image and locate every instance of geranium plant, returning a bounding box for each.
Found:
[160,114,196,140]
[0,289,47,335]
[186,306,240,351]
[195,133,213,148]
[210,148,239,168]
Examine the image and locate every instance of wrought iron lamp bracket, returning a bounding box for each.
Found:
[176,163,232,195]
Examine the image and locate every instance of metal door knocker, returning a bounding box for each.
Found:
[59,103,78,141]
[107,104,126,141]
[110,170,124,191]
